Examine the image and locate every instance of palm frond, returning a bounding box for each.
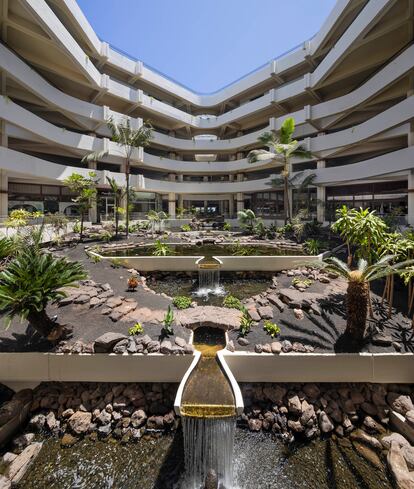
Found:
[247,150,277,164]
[81,150,108,164]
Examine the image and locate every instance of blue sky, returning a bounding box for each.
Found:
[77,0,337,94]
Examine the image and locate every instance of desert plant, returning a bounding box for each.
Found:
[63,172,97,240]
[0,247,86,337]
[162,305,174,335]
[305,238,322,255]
[152,239,173,256]
[263,320,281,338]
[172,296,192,309]
[223,295,242,310]
[248,117,313,223]
[128,322,144,336]
[239,306,253,337]
[322,255,414,347]
[82,118,153,238]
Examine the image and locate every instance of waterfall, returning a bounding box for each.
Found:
[182,416,236,489]
[198,267,220,289]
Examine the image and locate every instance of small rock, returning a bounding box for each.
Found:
[281,340,293,353]
[294,308,304,320]
[254,344,263,353]
[319,412,334,433]
[271,342,282,354]
[67,411,92,435]
[248,419,262,431]
[238,338,250,346]
[258,306,273,320]
[262,344,272,354]
[94,332,128,353]
[60,433,79,448]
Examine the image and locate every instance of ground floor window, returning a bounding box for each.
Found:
[248,191,285,217]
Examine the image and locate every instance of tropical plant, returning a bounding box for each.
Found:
[63,172,97,240]
[128,322,144,336]
[147,210,169,234]
[305,238,322,255]
[223,222,231,231]
[290,209,309,242]
[223,295,242,310]
[248,117,313,223]
[321,255,414,347]
[111,257,124,268]
[181,224,191,232]
[230,241,255,256]
[82,118,153,238]
[4,209,42,230]
[162,305,174,335]
[237,209,257,233]
[172,296,192,309]
[239,306,253,337]
[0,237,15,261]
[0,247,86,337]
[152,239,173,256]
[106,176,126,239]
[44,213,69,243]
[263,320,281,338]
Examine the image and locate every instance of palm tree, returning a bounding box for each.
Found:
[237,209,257,233]
[106,176,126,239]
[0,246,86,338]
[323,255,414,347]
[248,117,313,223]
[82,118,153,238]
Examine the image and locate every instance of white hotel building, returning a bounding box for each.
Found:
[0,0,413,224]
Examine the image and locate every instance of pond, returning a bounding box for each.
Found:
[17,429,393,489]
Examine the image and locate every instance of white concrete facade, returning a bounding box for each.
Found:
[0,0,413,222]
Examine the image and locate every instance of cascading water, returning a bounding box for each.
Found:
[182,417,236,489]
[178,327,238,489]
[195,259,225,300]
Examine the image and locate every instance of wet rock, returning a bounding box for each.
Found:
[381,433,410,450]
[363,416,385,435]
[402,445,414,470]
[94,333,128,353]
[131,410,147,428]
[97,410,112,425]
[387,441,414,489]
[5,442,43,485]
[319,412,334,433]
[352,441,383,469]
[248,419,262,431]
[147,415,164,430]
[60,433,79,448]
[67,411,92,435]
[350,429,382,451]
[406,410,414,429]
[204,469,218,489]
[387,393,414,415]
[12,433,35,451]
[28,413,46,432]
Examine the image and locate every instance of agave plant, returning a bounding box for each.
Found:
[248,117,314,223]
[323,255,414,347]
[0,247,86,338]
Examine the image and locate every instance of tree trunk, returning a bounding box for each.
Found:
[125,162,130,239]
[346,280,369,347]
[79,212,84,241]
[284,175,290,224]
[114,194,119,239]
[27,309,55,338]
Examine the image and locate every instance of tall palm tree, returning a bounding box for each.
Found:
[248,117,313,223]
[82,118,153,238]
[323,255,414,347]
[106,176,126,239]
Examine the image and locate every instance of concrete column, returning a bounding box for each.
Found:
[87,161,97,223]
[228,196,234,218]
[0,170,8,219]
[316,160,326,223]
[178,194,183,209]
[408,170,414,226]
[236,192,244,213]
[168,192,176,217]
[229,174,234,182]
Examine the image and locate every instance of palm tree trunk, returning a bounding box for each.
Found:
[125,160,130,239]
[284,175,290,224]
[346,280,369,346]
[28,309,55,338]
[79,212,84,241]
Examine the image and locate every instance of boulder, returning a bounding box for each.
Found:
[387,393,414,416]
[319,412,334,433]
[381,433,410,450]
[402,445,414,470]
[288,395,302,415]
[387,441,414,489]
[67,411,92,435]
[350,429,382,451]
[0,475,10,489]
[406,410,414,429]
[258,306,273,320]
[94,332,128,353]
[268,294,285,312]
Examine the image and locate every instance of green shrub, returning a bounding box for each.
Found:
[263,320,281,338]
[152,239,174,256]
[110,258,123,268]
[305,238,322,255]
[223,295,242,310]
[90,253,102,264]
[292,277,312,289]
[223,222,231,231]
[181,224,191,232]
[172,296,192,309]
[239,306,253,337]
[0,237,15,260]
[73,220,81,234]
[129,322,144,336]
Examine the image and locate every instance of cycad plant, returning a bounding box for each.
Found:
[82,118,153,238]
[323,255,413,347]
[248,117,313,223]
[0,247,86,338]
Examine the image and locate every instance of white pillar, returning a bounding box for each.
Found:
[168,192,176,217]
[0,170,8,219]
[236,193,244,213]
[316,160,326,223]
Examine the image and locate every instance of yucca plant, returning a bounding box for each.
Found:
[0,247,86,338]
[248,117,314,223]
[323,255,414,347]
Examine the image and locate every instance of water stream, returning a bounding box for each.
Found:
[194,259,226,302]
[181,327,237,489]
